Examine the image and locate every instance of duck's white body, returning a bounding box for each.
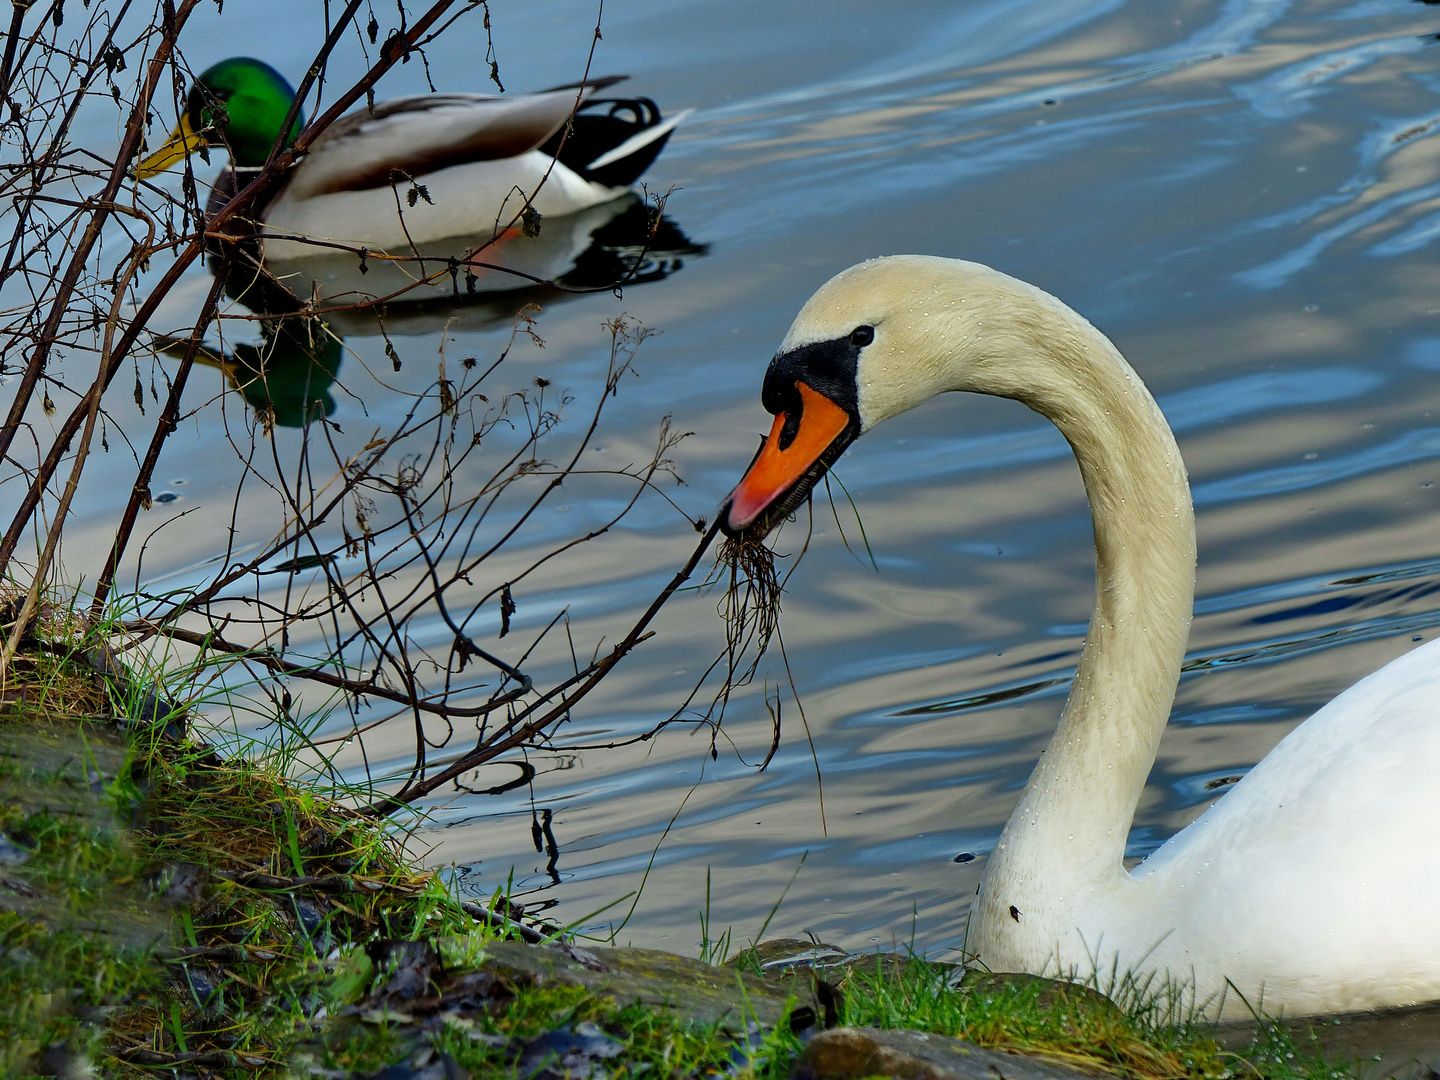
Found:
[724,256,1440,1019]
[262,149,620,260]
[252,85,687,261]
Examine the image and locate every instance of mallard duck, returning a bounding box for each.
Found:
[135,57,689,262]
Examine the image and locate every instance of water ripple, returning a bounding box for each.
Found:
[1192,424,1440,504]
[871,557,1440,722]
[830,366,1384,496]
[1236,35,1424,119]
[1234,180,1440,288]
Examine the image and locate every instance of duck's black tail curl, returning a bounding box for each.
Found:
[540,96,683,188]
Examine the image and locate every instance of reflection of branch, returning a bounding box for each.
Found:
[364,518,723,817]
[92,261,233,611]
[0,0,463,578]
[454,759,535,796]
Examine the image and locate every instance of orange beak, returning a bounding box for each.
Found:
[722,381,855,536]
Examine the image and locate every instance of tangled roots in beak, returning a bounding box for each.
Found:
[715,533,782,674]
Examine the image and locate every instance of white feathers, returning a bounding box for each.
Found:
[227,82,683,260]
[787,256,1440,1018]
[585,108,692,171]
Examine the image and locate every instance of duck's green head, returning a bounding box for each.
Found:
[135,57,304,177]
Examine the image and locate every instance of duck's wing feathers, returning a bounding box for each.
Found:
[287,78,626,200]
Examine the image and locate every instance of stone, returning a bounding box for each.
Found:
[370,940,440,1001]
[1214,1000,1440,1080]
[0,832,32,865]
[725,937,849,975]
[727,937,974,996]
[517,1022,624,1080]
[793,1027,1108,1080]
[471,938,810,1027]
[958,971,1123,1023]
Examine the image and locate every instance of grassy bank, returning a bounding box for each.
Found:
[0,602,1355,1079]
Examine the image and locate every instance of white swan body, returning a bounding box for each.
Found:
[1113,639,1440,1013]
[719,255,1440,1018]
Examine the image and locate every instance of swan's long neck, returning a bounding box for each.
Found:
[795,256,1196,919]
[962,288,1197,888]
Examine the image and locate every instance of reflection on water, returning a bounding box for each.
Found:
[186,195,704,426]
[59,0,1440,963]
[163,319,343,428]
[309,195,706,338]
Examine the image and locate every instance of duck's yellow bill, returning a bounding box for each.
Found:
[134,113,202,179]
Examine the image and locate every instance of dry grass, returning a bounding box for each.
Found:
[714,533,783,684]
[0,587,110,719]
[0,605,534,1076]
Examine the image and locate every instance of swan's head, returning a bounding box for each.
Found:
[721,255,1036,537]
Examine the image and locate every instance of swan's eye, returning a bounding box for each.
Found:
[850,325,874,347]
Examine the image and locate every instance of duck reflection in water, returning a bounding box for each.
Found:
[186,192,705,426]
[158,316,343,429]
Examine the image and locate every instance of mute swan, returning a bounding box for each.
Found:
[135,59,688,261]
[720,256,1440,1018]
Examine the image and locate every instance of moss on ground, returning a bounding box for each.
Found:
[0,605,1360,1080]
